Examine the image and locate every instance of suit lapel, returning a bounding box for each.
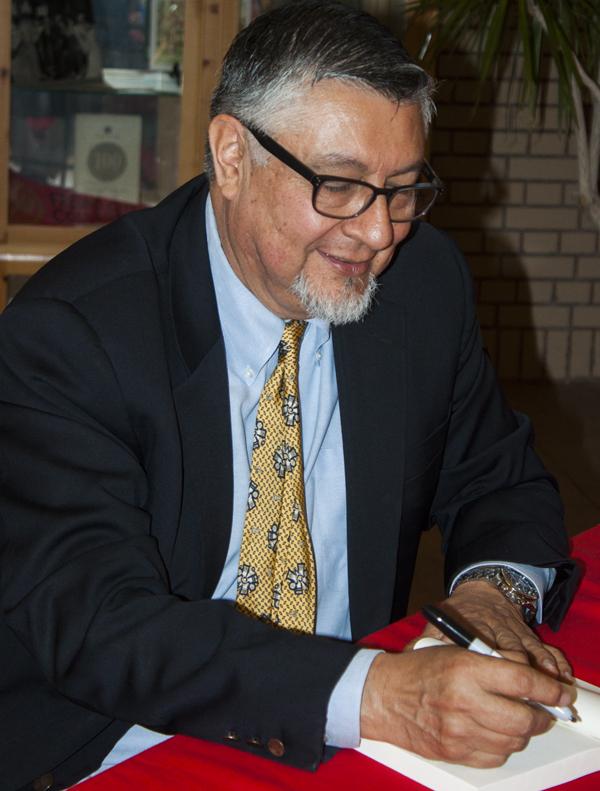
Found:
[333,296,407,639]
[161,182,233,596]
[171,343,233,597]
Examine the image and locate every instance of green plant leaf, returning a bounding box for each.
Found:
[535,0,576,123]
[479,0,509,83]
[517,0,537,110]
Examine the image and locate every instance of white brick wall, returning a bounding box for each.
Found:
[430,53,600,380]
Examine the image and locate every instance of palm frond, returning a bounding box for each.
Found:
[479,0,509,83]
[404,0,600,131]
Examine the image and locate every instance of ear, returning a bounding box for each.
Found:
[208,115,249,200]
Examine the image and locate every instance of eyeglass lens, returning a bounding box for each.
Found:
[314,180,437,222]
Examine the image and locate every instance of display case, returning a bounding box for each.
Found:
[0,0,239,308]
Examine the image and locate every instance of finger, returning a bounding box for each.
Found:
[498,647,531,666]
[403,624,445,652]
[485,625,573,681]
[474,690,555,739]
[457,671,555,740]
[465,651,574,730]
[529,644,562,677]
[432,710,533,766]
[427,655,555,741]
[461,751,511,769]
[490,658,576,712]
[416,708,532,764]
[511,630,564,677]
[537,643,574,682]
[501,633,573,681]
[420,622,453,643]
[457,721,532,756]
[438,736,529,766]
[481,622,534,661]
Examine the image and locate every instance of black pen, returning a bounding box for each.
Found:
[421,604,576,723]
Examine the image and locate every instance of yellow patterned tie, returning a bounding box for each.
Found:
[236,320,317,633]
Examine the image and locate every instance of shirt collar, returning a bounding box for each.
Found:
[205,196,331,374]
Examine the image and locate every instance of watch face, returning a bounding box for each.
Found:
[456,567,538,603]
[456,566,538,623]
[500,568,538,599]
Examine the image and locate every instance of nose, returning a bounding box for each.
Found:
[341,194,401,251]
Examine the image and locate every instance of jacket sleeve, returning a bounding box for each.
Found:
[429,244,581,629]
[0,296,358,771]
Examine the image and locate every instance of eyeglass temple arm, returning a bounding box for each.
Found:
[244,123,320,185]
[423,161,444,191]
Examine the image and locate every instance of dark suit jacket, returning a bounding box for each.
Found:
[0,177,579,790]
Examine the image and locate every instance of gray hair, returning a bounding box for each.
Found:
[205,0,435,179]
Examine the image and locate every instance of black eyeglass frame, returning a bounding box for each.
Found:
[244,121,444,223]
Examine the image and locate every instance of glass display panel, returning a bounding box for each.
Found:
[9,0,184,225]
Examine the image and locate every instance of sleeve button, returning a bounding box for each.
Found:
[266,737,285,757]
[224,730,240,741]
[247,736,263,746]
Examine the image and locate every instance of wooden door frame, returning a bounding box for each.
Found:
[0,0,10,246]
[179,0,240,185]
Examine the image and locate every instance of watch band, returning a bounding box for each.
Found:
[453,565,539,624]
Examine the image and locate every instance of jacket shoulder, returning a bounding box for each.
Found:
[382,221,473,304]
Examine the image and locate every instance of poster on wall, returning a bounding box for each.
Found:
[74,113,142,203]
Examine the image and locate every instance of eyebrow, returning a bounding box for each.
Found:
[309,153,425,178]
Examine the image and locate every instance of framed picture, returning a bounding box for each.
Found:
[149,0,185,72]
[74,113,142,203]
[11,0,102,84]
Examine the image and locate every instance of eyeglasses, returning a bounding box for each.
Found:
[244,122,444,223]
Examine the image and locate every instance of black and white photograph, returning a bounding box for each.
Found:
[11,0,102,83]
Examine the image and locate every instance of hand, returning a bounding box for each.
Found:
[421,581,573,681]
[360,643,575,768]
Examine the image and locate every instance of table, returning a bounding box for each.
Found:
[78,526,600,791]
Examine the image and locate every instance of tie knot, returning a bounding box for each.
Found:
[278,320,306,361]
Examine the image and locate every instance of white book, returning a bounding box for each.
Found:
[357,665,600,791]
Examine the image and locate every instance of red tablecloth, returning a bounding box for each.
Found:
[78,527,600,791]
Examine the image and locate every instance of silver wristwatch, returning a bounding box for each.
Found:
[453,565,539,624]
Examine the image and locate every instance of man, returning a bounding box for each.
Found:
[0,3,580,789]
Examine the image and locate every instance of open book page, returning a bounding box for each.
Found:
[356,644,600,791]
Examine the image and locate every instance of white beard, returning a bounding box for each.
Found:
[289,271,379,325]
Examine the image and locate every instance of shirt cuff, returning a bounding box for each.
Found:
[449,561,556,624]
[324,648,382,747]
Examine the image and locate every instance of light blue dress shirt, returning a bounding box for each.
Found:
[88,197,554,777]
[204,197,378,748]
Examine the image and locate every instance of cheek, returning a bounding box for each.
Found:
[262,204,336,266]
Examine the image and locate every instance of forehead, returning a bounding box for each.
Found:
[275,80,426,175]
